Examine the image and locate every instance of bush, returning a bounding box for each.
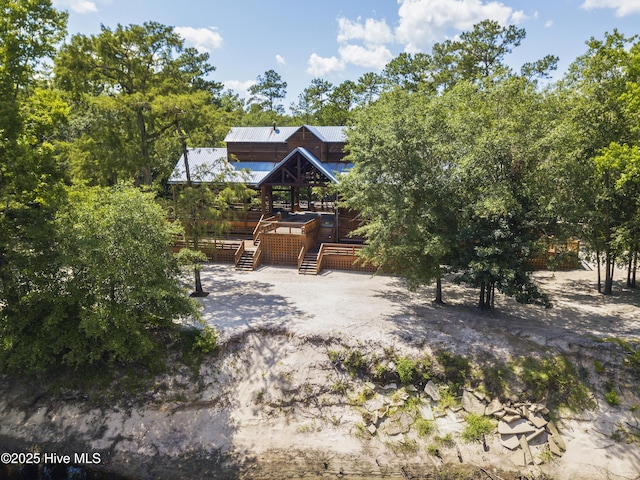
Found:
[461,414,494,442]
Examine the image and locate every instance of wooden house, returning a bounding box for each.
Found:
[168,125,371,274]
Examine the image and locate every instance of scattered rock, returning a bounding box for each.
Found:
[529,414,548,429]
[383,412,412,436]
[501,434,520,450]
[462,390,486,416]
[383,383,397,391]
[485,398,504,416]
[519,434,533,465]
[503,414,522,423]
[424,381,440,402]
[526,428,547,444]
[546,421,566,451]
[510,449,526,467]
[498,419,536,435]
[419,403,434,421]
[548,436,562,456]
[367,424,377,435]
[472,390,487,402]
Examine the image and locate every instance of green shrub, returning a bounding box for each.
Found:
[605,390,620,406]
[415,418,436,438]
[436,351,471,390]
[397,356,416,385]
[193,326,220,355]
[461,414,494,442]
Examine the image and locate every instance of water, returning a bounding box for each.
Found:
[0,464,132,480]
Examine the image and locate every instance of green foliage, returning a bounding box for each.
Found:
[480,361,513,399]
[605,390,620,406]
[415,418,436,438]
[436,351,471,390]
[0,185,200,372]
[192,326,220,355]
[461,414,495,442]
[518,356,594,410]
[397,356,417,385]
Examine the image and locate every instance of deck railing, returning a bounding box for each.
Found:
[297,245,307,271]
[252,243,263,270]
[234,241,245,268]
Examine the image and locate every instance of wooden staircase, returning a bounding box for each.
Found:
[298,252,318,275]
[235,250,255,271]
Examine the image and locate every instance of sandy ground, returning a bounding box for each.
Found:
[189,263,640,480]
[1,264,639,480]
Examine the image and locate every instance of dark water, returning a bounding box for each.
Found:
[0,464,132,480]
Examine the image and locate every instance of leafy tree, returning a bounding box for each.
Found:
[55,21,221,186]
[322,80,359,125]
[558,31,636,294]
[0,0,69,366]
[1,186,200,372]
[291,78,333,124]
[341,88,459,303]
[247,69,287,115]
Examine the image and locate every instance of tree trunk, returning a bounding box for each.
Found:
[604,251,613,295]
[632,248,638,288]
[479,281,486,309]
[596,249,602,293]
[490,281,495,310]
[433,277,444,305]
[194,265,203,294]
[628,252,633,288]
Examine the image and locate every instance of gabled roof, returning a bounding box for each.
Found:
[257,147,339,187]
[168,148,276,186]
[224,125,348,144]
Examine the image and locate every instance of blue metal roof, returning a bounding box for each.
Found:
[257,147,340,186]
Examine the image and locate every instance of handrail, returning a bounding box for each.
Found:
[252,243,262,270]
[297,245,307,271]
[252,214,264,243]
[234,241,245,267]
[316,244,325,275]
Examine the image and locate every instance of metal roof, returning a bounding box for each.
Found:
[168,148,276,186]
[169,147,352,187]
[257,147,340,186]
[223,125,348,144]
[224,126,299,143]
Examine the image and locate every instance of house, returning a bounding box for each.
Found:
[168,125,371,274]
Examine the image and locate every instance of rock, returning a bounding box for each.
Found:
[424,381,440,402]
[519,434,533,465]
[406,385,418,392]
[419,403,434,421]
[526,428,547,444]
[367,424,377,435]
[462,390,486,416]
[503,414,521,423]
[383,412,412,436]
[511,449,526,467]
[492,410,506,419]
[473,390,487,402]
[548,436,562,456]
[546,421,566,451]
[505,407,521,416]
[498,419,536,435]
[383,383,397,390]
[529,414,548,429]
[500,434,520,450]
[485,398,504,416]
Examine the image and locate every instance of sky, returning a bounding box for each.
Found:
[51,0,640,109]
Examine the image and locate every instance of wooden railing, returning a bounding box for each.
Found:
[234,241,245,268]
[252,243,263,270]
[316,244,326,274]
[253,213,281,243]
[297,245,307,271]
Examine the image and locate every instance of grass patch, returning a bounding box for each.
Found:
[518,355,594,411]
[461,414,494,442]
[415,418,436,438]
[436,351,471,391]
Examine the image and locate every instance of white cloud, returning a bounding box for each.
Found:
[52,0,97,13]
[338,44,394,70]
[175,26,223,53]
[275,54,286,65]
[545,20,554,28]
[337,17,395,46]
[581,0,640,16]
[306,53,345,76]
[395,0,526,52]
[223,80,255,99]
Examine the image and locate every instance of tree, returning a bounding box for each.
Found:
[341,88,458,303]
[54,21,221,186]
[291,78,333,124]
[1,186,200,371]
[558,31,636,294]
[247,69,287,115]
[0,0,69,368]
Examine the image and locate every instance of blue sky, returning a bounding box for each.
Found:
[52,0,640,108]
